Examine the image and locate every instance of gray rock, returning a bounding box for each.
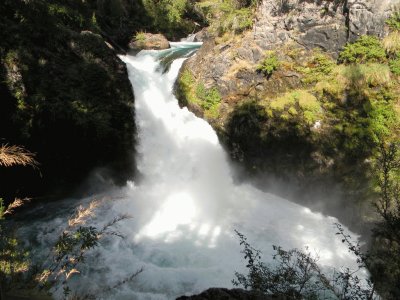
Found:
[253,0,398,54]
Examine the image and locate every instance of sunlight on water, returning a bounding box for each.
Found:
[136,192,197,241]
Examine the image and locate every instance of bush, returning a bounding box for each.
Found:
[339,36,387,64]
[389,55,400,75]
[298,50,336,84]
[233,229,377,299]
[196,82,222,118]
[196,0,256,36]
[386,11,400,31]
[269,90,321,125]
[135,31,146,42]
[257,52,280,77]
[369,143,400,298]
[142,0,195,38]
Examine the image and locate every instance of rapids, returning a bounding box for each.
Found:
[18,42,365,299]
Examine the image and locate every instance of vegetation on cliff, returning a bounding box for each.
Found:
[177,13,400,203]
[0,0,141,200]
[176,3,400,297]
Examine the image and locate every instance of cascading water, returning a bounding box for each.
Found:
[19,43,365,299]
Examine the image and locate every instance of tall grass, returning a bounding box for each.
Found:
[0,144,38,168]
[383,31,400,55]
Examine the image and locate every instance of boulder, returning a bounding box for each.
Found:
[129,33,170,50]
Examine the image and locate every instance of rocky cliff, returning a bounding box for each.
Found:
[176,0,400,222]
[253,0,396,54]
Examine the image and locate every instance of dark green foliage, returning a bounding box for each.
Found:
[55,227,99,263]
[368,143,400,299]
[142,0,200,39]
[226,99,315,173]
[195,0,255,36]
[256,52,280,77]
[233,231,322,299]
[0,0,137,198]
[338,36,387,64]
[195,83,221,110]
[389,55,400,75]
[298,51,336,84]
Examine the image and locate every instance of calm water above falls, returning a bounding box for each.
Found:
[20,43,364,299]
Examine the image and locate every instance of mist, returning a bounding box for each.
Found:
[16,43,368,300]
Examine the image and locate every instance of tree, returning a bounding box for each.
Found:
[368,142,400,299]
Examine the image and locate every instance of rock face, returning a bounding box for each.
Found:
[253,0,397,55]
[180,0,398,97]
[175,0,400,221]
[177,0,398,149]
[129,33,170,50]
[177,288,278,300]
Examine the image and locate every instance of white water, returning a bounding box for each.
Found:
[21,43,365,299]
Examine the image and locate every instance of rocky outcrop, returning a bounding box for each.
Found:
[253,0,398,54]
[129,33,170,50]
[179,0,399,115]
[177,0,399,152]
[175,0,400,221]
[177,288,279,300]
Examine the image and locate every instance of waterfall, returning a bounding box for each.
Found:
[19,43,365,299]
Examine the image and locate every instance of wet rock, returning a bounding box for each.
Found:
[176,288,280,300]
[192,28,211,42]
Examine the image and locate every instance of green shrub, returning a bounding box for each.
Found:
[178,70,221,117]
[339,35,387,64]
[389,55,400,75]
[196,82,221,117]
[233,229,377,299]
[270,90,321,124]
[386,11,400,31]
[142,0,194,37]
[178,69,196,105]
[257,52,279,77]
[366,100,398,143]
[196,0,255,36]
[135,31,146,42]
[298,50,336,84]
[47,3,85,29]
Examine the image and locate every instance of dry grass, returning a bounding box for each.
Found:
[4,198,31,216]
[343,63,391,88]
[68,200,102,227]
[0,144,38,168]
[383,31,400,55]
[223,59,254,80]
